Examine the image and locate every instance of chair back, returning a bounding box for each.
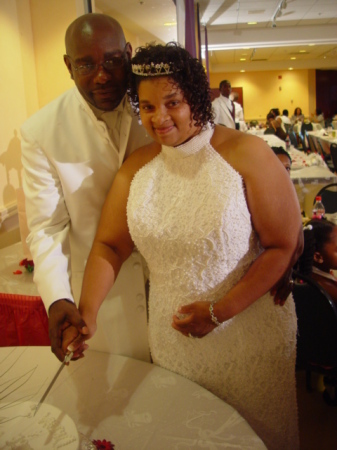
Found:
[306,132,317,153]
[301,122,314,134]
[314,183,337,213]
[288,130,298,148]
[292,271,337,368]
[330,143,337,172]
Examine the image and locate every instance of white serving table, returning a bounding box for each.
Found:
[0,346,267,449]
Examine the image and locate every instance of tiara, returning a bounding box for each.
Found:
[131,62,174,77]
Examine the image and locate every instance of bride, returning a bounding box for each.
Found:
[65,43,303,450]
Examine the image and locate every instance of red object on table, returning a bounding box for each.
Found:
[0,293,50,346]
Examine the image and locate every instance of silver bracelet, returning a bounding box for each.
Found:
[209,302,222,327]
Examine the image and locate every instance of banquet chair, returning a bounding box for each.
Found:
[288,130,298,148]
[313,183,337,213]
[330,143,337,172]
[300,122,313,151]
[292,271,337,401]
[306,133,318,153]
[316,139,335,172]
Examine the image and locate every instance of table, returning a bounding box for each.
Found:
[289,148,337,216]
[0,347,267,449]
[307,130,337,153]
[0,243,151,362]
[293,122,322,134]
[0,242,50,346]
[246,130,286,149]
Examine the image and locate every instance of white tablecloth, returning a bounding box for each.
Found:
[289,149,337,216]
[0,347,267,449]
[293,122,322,134]
[246,130,286,149]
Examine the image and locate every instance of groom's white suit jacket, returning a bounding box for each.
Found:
[21,87,152,361]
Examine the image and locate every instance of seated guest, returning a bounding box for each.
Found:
[271,146,292,174]
[264,113,287,141]
[291,107,304,124]
[280,110,292,126]
[311,108,325,128]
[269,108,280,117]
[296,219,337,304]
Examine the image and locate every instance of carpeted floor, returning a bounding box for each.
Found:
[296,370,337,450]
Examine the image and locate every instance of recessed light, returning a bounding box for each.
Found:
[240,58,246,61]
[240,70,245,73]
[288,67,293,70]
[299,50,307,53]
[291,57,296,60]
[247,22,257,25]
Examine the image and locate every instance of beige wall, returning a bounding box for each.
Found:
[210,69,315,123]
[0,0,79,248]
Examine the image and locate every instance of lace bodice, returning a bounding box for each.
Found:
[127,125,260,306]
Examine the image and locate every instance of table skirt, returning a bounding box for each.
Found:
[0,293,50,346]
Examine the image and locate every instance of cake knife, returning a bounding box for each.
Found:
[34,351,73,416]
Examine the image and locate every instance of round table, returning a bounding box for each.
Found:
[0,346,267,449]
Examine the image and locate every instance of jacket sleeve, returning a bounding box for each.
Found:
[21,125,75,313]
[212,99,220,124]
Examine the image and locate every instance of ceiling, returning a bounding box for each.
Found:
[95,0,337,73]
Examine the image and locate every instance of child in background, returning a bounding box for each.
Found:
[296,219,337,304]
[272,146,292,174]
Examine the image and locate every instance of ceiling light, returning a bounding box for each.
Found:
[240,58,246,61]
[240,70,245,73]
[288,67,293,70]
[202,39,337,52]
[299,50,307,53]
[290,57,296,60]
[247,22,257,25]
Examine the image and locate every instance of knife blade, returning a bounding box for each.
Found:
[34,352,73,416]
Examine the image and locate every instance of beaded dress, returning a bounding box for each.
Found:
[127,125,299,450]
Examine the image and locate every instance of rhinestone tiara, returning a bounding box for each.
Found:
[131,62,174,77]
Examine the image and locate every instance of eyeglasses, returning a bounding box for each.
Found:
[66,51,127,76]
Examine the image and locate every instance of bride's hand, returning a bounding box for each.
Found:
[62,317,97,359]
[171,301,218,338]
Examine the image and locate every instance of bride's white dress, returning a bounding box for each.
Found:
[127,125,299,450]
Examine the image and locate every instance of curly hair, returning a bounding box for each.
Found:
[296,219,336,276]
[128,42,214,128]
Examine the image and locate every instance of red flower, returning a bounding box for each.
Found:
[19,258,34,273]
[92,439,114,450]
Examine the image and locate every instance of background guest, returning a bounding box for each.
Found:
[212,79,236,129]
[296,219,337,304]
[265,112,287,140]
[311,108,325,128]
[272,146,292,174]
[291,107,305,124]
